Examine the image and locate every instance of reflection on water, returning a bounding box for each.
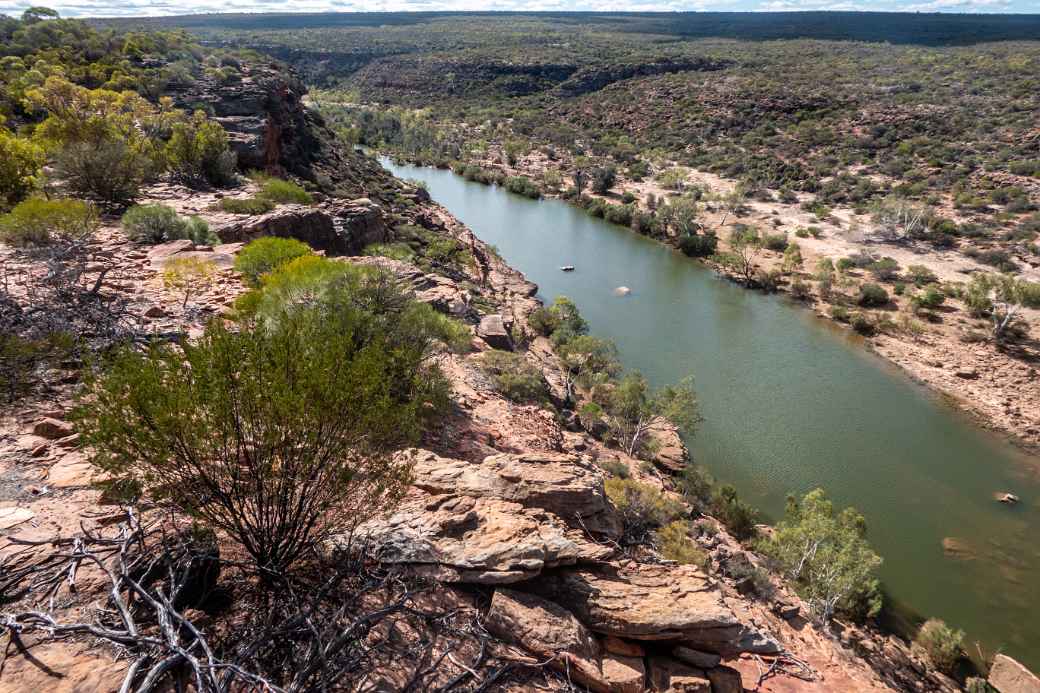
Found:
[381,158,1040,669]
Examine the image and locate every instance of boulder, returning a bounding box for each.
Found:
[528,562,747,652]
[32,418,74,440]
[406,449,621,536]
[217,199,384,255]
[485,589,645,693]
[989,655,1040,693]
[646,417,689,473]
[477,314,513,350]
[355,494,612,584]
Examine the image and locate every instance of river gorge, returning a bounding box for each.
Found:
[381,157,1040,671]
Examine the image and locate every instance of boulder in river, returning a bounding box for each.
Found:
[613,286,631,296]
[988,654,1040,693]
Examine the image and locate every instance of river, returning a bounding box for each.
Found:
[380,157,1040,670]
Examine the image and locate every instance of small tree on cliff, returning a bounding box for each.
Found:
[555,334,621,401]
[759,489,882,623]
[77,262,453,576]
[600,372,700,458]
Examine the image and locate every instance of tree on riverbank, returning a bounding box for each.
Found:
[759,489,882,623]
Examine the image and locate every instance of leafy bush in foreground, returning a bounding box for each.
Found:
[77,264,453,575]
[233,236,312,287]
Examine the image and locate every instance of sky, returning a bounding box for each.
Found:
[1,0,1037,19]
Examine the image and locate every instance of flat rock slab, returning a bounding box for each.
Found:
[408,449,621,537]
[528,562,745,651]
[989,654,1040,693]
[0,507,35,530]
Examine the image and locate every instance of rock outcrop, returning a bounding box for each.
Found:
[170,64,396,197]
[486,588,645,693]
[527,562,750,653]
[352,449,617,584]
[217,198,385,254]
[990,655,1040,693]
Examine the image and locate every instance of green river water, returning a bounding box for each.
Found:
[381,158,1040,669]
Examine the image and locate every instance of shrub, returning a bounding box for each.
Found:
[858,283,889,307]
[763,232,789,252]
[603,203,633,227]
[0,129,45,210]
[869,257,901,282]
[165,111,237,187]
[678,464,715,510]
[503,176,541,199]
[122,204,179,244]
[678,233,718,257]
[590,165,617,194]
[597,457,630,479]
[234,236,313,287]
[256,176,313,205]
[790,278,811,300]
[76,264,452,575]
[0,197,98,247]
[605,477,685,545]
[851,313,876,336]
[0,332,74,403]
[759,489,882,623]
[217,197,276,215]
[711,484,758,541]
[907,264,936,287]
[55,139,154,204]
[656,520,708,568]
[365,242,415,262]
[477,350,547,403]
[528,306,560,336]
[912,287,946,312]
[914,619,964,674]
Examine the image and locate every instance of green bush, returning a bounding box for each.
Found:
[503,175,541,199]
[656,520,708,568]
[858,282,889,307]
[477,349,547,403]
[0,129,45,211]
[233,236,312,287]
[76,266,450,575]
[256,175,313,204]
[914,619,963,674]
[869,257,901,282]
[0,197,98,247]
[759,488,882,623]
[217,197,276,215]
[907,264,938,286]
[121,204,216,245]
[762,232,789,251]
[678,233,718,257]
[605,477,685,546]
[597,457,630,479]
[165,111,237,187]
[711,484,758,541]
[55,139,155,205]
